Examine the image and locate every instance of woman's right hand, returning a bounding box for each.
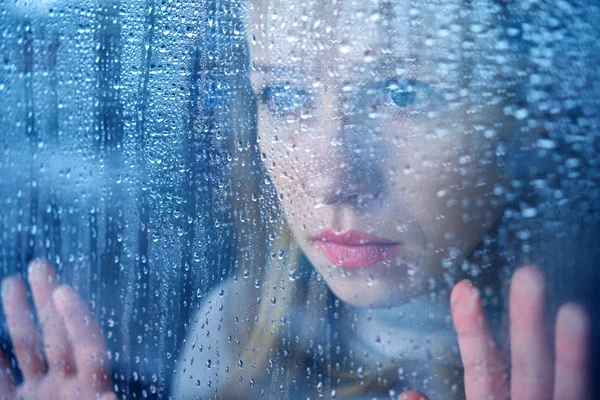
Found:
[0,259,116,400]
[397,266,591,400]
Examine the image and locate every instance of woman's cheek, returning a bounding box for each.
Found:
[383,122,492,249]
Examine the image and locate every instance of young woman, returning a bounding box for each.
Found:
[0,0,594,399]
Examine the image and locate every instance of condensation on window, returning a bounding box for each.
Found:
[0,0,599,399]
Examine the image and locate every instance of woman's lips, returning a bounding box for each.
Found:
[313,229,401,269]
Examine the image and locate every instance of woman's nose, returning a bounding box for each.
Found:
[305,116,385,209]
[319,161,384,208]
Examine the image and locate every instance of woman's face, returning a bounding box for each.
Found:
[246,0,511,307]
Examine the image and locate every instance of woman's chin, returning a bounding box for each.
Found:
[324,275,423,308]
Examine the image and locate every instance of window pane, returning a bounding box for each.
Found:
[0,0,599,399]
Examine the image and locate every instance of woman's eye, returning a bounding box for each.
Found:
[260,83,310,115]
[385,79,442,112]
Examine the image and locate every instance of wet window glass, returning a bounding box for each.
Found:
[0,0,599,399]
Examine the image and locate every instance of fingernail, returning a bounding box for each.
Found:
[463,288,479,314]
[28,258,46,274]
[452,282,479,315]
[52,287,63,300]
[53,285,72,301]
[560,305,587,337]
[513,267,545,300]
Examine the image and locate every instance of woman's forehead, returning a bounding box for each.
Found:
[246,0,473,74]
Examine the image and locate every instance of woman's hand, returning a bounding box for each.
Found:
[0,259,116,400]
[399,266,591,400]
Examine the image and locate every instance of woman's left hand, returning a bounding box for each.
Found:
[399,265,591,400]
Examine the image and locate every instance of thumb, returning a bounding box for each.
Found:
[398,391,431,400]
[100,393,118,400]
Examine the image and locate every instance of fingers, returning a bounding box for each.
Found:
[52,285,110,385]
[509,266,553,400]
[553,303,590,400]
[28,259,74,375]
[1,276,46,381]
[398,391,430,400]
[451,280,508,400]
[0,349,15,399]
